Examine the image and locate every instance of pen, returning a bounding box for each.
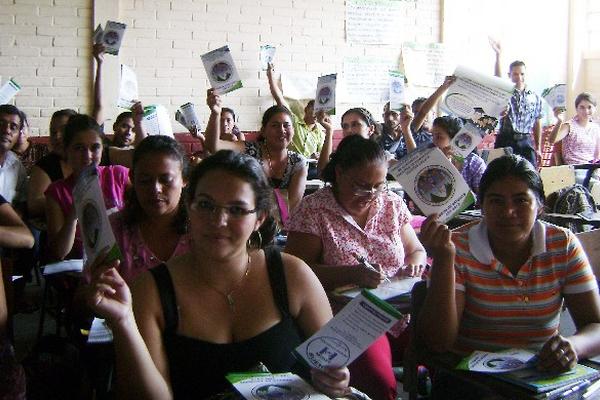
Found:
[583,379,600,399]
[558,380,591,399]
[354,255,391,283]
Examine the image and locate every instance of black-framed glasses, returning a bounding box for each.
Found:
[190,199,257,218]
[349,180,388,197]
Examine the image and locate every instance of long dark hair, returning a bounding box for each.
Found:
[63,114,103,148]
[341,107,381,140]
[186,150,277,247]
[123,136,189,234]
[322,135,387,185]
[258,105,293,143]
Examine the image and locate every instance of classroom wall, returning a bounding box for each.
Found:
[0,0,441,135]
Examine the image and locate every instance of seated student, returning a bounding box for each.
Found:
[110,135,191,283]
[285,135,427,400]
[431,116,486,196]
[0,195,34,252]
[11,115,49,175]
[45,114,129,261]
[86,150,350,399]
[418,155,600,399]
[220,107,245,142]
[0,105,27,210]
[549,92,600,182]
[379,102,417,159]
[340,107,380,140]
[28,108,77,217]
[204,89,308,214]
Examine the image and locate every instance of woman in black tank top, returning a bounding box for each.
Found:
[87,151,350,399]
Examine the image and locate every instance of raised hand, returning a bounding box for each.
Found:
[86,257,133,327]
[419,214,455,262]
[488,37,502,55]
[316,110,332,131]
[206,89,222,114]
[93,43,106,64]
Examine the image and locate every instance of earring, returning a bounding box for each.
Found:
[247,230,263,249]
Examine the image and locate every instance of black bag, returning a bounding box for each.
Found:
[549,184,598,232]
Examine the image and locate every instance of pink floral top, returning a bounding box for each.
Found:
[286,187,412,278]
[110,211,192,283]
[562,117,600,165]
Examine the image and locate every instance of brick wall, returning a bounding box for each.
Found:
[0,0,440,135]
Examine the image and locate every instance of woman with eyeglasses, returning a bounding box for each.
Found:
[86,150,350,399]
[286,135,427,400]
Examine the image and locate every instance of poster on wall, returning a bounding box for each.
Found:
[343,55,399,103]
[346,0,408,44]
[401,42,455,89]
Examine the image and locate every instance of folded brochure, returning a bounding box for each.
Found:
[295,291,400,369]
[227,372,330,400]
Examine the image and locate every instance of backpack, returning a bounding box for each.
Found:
[549,184,597,232]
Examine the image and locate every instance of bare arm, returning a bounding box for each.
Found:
[400,106,417,153]
[489,37,502,78]
[533,118,543,154]
[412,76,456,132]
[0,202,34,249]
[204,89,244,154]
[399,222,426,269]
[417,215,464,352]
[285,231,382,291]
[288,164,308,213]
[108,101,148,168]
[45,197,77,260]
[564,290,600,359]
[266,63,291,109]
[92,43,106,125]
[27,165,51,217]
[316,111,333,174]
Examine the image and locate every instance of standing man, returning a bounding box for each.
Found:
[491,41,543,167]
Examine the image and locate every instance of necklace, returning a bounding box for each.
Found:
[202,254,252,311]
[263,143,288,180]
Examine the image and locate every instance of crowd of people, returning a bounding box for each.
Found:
[0,38,599,400]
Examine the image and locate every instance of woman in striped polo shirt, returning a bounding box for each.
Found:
[418,155,600,396]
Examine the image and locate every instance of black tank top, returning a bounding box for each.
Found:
[149,247,306,399]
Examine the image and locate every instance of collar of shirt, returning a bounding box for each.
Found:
[0,151,19,169]
[467,219,546,265]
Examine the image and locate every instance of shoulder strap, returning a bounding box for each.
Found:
[264,246,291,317]
[149,263,179,334]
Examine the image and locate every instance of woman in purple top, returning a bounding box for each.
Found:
[45,114,130,261]
[110,136,192,283]
[430,116,486,196]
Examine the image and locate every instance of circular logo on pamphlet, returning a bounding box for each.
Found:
[414,165,456,206]
[392,81,404,94]
[305,336,350,368]
[455,132,472,150]
[82,201,101,249]
[251,384,308,400]
[444,93,475,118]
[211,62,232,82]
[103,30,119,46]
[484,357,526,371]
[318,86,331,105]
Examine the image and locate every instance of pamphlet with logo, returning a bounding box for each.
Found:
[389,70,407,112]
[388,145,475,223]
[100,21,127,55]
[335,277,421,301]
[73,166,122,271]
[142,104,174,137]
[541,84,567,111]
[314,74,337,115]
[201,46,243,94]
[175,102,201,131]
[449,120,485,159]
[441,65,514,119]
[227,372,330,400]
[0,78,21,104]
[260,45,276,71]
[295,291,400,369]
[457,348,537,373]
[117,64,138,109]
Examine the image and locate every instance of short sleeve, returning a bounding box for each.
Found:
[563,232,598,294]
[535,94,544,120]
[286,195,321,237]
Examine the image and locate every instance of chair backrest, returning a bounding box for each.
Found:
[575,229,600,280]
[539,165,576,196]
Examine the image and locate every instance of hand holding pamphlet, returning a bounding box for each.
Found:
[260,45,276,71]
[449,120,485,160]
[542,84,567,111]
[314,74,337,115]
[389,70,407,112]
[175,102,201,131]
[94,21,127,55]
[142,105,174,137]
[201,46,243,94]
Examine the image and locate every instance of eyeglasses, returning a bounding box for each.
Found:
[349,180,388,197]
[190,199,257,218]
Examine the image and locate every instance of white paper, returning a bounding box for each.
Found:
[42,259,84,275]
[388,146,475,223]
[401,42,454,88]
[142,105,174,137]
[12,276,23,282]
[117,64,138,109]
[201,45,243,94]
[179,102,201,130]
[295,291,400,369]
[227,373,329,400]
[346,0,405,44]
[260,45,276,71]
[389,70,407,111]
[314,74,336,115]
[338,277,421,300]
[0,79,21,104]
[450,120,485,159]
[343,56,398,103]
[281,72,318,100]
[542,84,567,110]
[73,166,122,271]
[102,21,126,56]
[87,318,113,344]
[441,65,514,119]
[462,349,536,373]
